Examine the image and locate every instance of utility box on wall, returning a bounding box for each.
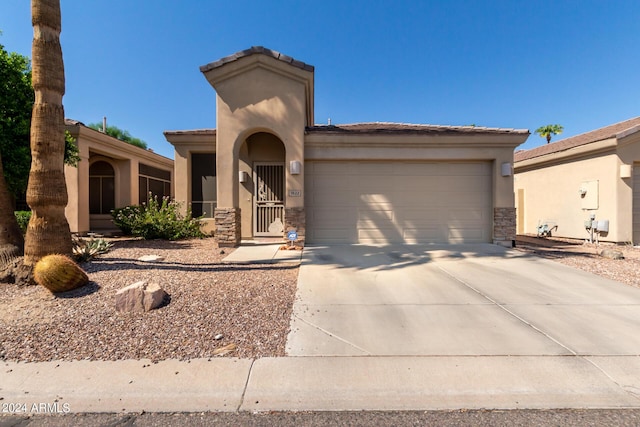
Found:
[580,180,599,210]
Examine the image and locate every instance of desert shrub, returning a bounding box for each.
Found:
[111,205,142,235]
[72,236,113,262]
[14,210,31,234]
[112,195,204,240]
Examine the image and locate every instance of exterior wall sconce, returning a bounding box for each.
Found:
[290,160,301,175]
[620,164,632,179]
[239,170,249,183]
[500,162,512,177]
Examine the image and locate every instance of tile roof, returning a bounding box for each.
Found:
[307,122,529,135]
[200,46,314,73]
[163,129,216,136]
[514,117,640,163]
[65,118,84,126]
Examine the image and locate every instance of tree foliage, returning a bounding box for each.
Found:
[87,123,148,149]
[535,124,564,144]
[0,41,33,198]
[0,40,80,201]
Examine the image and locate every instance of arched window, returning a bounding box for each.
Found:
[89,161,115,214]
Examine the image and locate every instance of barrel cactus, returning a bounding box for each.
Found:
[34,254,89,293]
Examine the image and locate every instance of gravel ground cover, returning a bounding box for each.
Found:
[515,235,640,289]
[0,238,298,362]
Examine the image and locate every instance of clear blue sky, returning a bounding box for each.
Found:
[1,0,638,159]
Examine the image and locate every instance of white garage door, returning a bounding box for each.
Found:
[305,161,492,244]
[633,163,640,245]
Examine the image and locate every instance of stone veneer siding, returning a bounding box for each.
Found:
[284,207,305,244]
[215,207,241,247]
[493,207,516,247]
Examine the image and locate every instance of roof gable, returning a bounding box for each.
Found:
[515,117,640,162]
[200,46,314,74]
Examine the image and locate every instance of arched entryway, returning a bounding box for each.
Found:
[238,132,286,238]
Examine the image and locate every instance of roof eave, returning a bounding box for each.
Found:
[514,138,618,171]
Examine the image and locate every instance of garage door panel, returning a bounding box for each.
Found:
[444,209,486,221]
[305,161,492,244]
[358,228,407,243]
[403,228,445,242]
[311,208,357,226]
[353,177,394,193]
[356,163,396,174]
[358,208,394,221]
[310,230,357,243]
[448,227,486,242]
[311,192,357,207]
[394,208,440,222]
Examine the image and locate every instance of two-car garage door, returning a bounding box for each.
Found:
[305,161,492,244]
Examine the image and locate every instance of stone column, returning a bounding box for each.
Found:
[215,207,241,247]
[284,207,305,245]
[493,207,516,247]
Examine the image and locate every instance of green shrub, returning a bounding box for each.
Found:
[111,205,142,235]
[14,210,31,234]
[111,195,205,240]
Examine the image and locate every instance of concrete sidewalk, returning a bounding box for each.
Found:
[2,355,640,413]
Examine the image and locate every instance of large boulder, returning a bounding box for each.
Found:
[115,281,168,312]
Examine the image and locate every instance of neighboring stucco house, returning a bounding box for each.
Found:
[514,117,640,244]
[165,47,529,247]
[64,119,174,234]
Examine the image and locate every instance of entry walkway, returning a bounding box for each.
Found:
[222,240,303,264]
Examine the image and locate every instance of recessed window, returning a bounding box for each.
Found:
[191,153,216,218]
[139,164,171,204]
[89,161,115,214]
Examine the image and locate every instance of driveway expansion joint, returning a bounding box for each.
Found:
[293,315,372,355]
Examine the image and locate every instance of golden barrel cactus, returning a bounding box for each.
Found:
[34,254,89,293]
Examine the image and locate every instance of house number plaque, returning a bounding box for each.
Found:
[288,190,301,197]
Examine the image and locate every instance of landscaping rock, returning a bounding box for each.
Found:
[115,281,168,312]
[600,248,624,260]
[138,255,165,262]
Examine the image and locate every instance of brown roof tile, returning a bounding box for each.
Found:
[200,46,314,73]
[514,117,640,163]
[307,122,528,135]
[163,129,216,136]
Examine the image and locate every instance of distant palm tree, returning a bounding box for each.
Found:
[23,0,72,268]
[535,124,564,144]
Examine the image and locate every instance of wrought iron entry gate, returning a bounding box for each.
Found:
[254,163,285,236]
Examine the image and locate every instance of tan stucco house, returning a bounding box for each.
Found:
[514,117,640,244]
[165,47,530,247]
[64,119,174,234]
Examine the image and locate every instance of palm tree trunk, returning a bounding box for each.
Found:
[23,0,72,267]
[0,152,24,282]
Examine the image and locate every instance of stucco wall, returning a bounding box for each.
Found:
[212,65,307,210]
[514,153,624,241]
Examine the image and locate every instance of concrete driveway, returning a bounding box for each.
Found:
[286,244,640,357]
